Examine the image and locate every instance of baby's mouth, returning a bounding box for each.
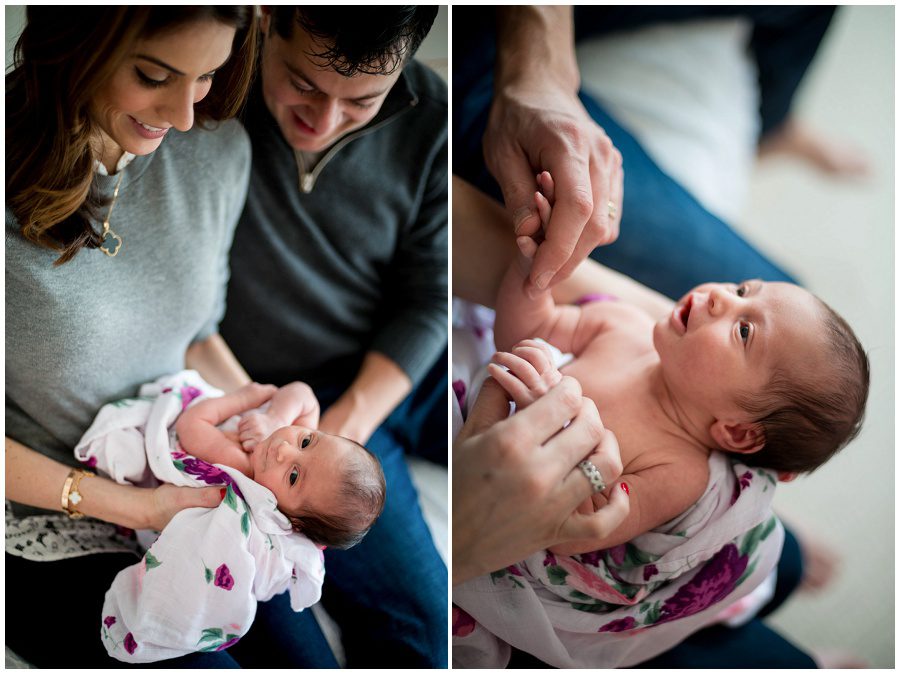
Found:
[678,295,693,329]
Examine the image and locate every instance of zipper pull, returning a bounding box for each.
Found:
[300,173,315,193]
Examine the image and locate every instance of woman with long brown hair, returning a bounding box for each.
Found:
[4,7,328,667]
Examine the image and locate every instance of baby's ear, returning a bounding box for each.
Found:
[777,471,798,483]
[709,420,765,454]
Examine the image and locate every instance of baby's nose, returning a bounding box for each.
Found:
[706,287,732,316]
[274,441,290,462]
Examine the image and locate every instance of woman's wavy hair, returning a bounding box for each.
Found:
[6,6,258,264]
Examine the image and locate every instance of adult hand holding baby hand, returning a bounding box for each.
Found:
[486,70,623,294]
[453,375,629,586]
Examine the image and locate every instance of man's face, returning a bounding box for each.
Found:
[652,280,828,423]
[259,12,402,152]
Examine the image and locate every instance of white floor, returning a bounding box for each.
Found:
[735,7,894,668]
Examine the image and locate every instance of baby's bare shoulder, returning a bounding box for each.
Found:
[626,442,711,499]
[620,444,711,530]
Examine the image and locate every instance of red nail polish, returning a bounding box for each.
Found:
[220,488,227,500]
[620,482,629,495]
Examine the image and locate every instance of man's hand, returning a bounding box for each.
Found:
[486,6,624,295]
[453,376,629,585]
[485,81,623,293]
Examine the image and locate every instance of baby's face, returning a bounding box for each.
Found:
[251,425,355,519]
[653,280,828,421]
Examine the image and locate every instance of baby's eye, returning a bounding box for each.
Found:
[289,467,299,486]
[739,322,750,342]
[301,435,311,448]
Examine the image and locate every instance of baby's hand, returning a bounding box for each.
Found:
[238,413,278,452]
[515,172,555,277]
[488,339,562,410]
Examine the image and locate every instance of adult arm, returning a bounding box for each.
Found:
[185,333,252,393]
[453,376,629,586]
[452,176,672,318]
[175,383,277,475]
[318,351,412,445]
[321,133,448,444]
[487,6,623,292]
[5,436,223,531]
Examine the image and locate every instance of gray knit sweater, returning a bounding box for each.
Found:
[6,120,250,518]
[220,61,447,390]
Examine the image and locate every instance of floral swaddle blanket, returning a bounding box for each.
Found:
[74,371,325,664]
[451,300,785,668]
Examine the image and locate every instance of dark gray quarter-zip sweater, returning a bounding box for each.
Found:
[221,60,448,390]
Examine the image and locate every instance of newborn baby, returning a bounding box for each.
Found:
[176,382,385,549]
[492,172,869,555]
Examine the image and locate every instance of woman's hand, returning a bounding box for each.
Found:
[144,483,225,532]
[453,375,629,585]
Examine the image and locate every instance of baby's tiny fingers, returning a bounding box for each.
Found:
[491,351,540,388]
[536,170,555,204]
[511,343,556,375]
[516,235,538,262]
[534,191,552,229]
[487,362,532,407]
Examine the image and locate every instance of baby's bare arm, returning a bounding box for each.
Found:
[494,178,621,355]
[238,382,320,452]
[175,383,275,476]
[266,382,320,428]
[548,456,709,555]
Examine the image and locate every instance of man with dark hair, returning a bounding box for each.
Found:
[220,5,447,668]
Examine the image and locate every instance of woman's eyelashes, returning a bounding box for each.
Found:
[135,66,216,89]
[135,67,168,88]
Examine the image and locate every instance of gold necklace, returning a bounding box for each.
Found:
[100,171,125,257]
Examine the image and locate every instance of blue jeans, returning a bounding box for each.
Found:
[313,350,449,667]
[453,51,798,300]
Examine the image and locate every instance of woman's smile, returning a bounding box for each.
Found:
[127,115,170,139]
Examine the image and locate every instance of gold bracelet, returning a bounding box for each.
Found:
[61,468,95,519]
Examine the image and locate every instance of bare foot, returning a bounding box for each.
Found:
[795,529,841,593]
[759,118,871,178]
[812,649,870,668]
[782,519,841,593]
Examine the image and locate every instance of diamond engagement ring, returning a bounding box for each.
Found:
[607,200,618,219]
[579,460,606,493]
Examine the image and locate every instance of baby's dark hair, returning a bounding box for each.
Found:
[286,439,385,549]
[737,298,869,474]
